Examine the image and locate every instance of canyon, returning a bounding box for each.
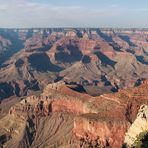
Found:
[0,28,148,99]
[0,28,148,148]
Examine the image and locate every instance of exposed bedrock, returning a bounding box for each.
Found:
[5,80,148,148]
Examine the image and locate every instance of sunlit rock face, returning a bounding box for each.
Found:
[124,105,148,147]
[73,115,130,148]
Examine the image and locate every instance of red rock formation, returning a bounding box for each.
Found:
[52,99,84,115]
[72,80,148,147]
[6,80,148,147]
[74,115,130,148]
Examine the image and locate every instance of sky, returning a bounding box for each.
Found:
[0,0,148,28]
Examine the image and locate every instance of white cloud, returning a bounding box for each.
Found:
[0,0,147,28]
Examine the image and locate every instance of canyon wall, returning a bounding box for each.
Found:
[124,105,148,147]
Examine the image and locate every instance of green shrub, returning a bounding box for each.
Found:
[132,131,148,148]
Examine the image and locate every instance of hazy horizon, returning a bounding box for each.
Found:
[0,0,148,28]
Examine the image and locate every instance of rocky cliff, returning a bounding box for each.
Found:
[124,105,148,147]
[0,80,147,147]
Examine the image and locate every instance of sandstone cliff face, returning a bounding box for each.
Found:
[3,80,147,148]
[52,99,85,115]
[124,105,148,147]
[0,114,26,148]
[69,80,148,148]
[74,115,130,148]
[9,81,95,116]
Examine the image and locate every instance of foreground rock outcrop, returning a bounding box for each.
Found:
[124,105,148,147]
[74,114,130,148]
[0,80,148,148]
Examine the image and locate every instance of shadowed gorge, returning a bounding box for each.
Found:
[136,56,148,65]
[28,53,63,72]
[95,51,117,67]
[55,45,83,63]
[119,35,136,47]
[0,29,24,67]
